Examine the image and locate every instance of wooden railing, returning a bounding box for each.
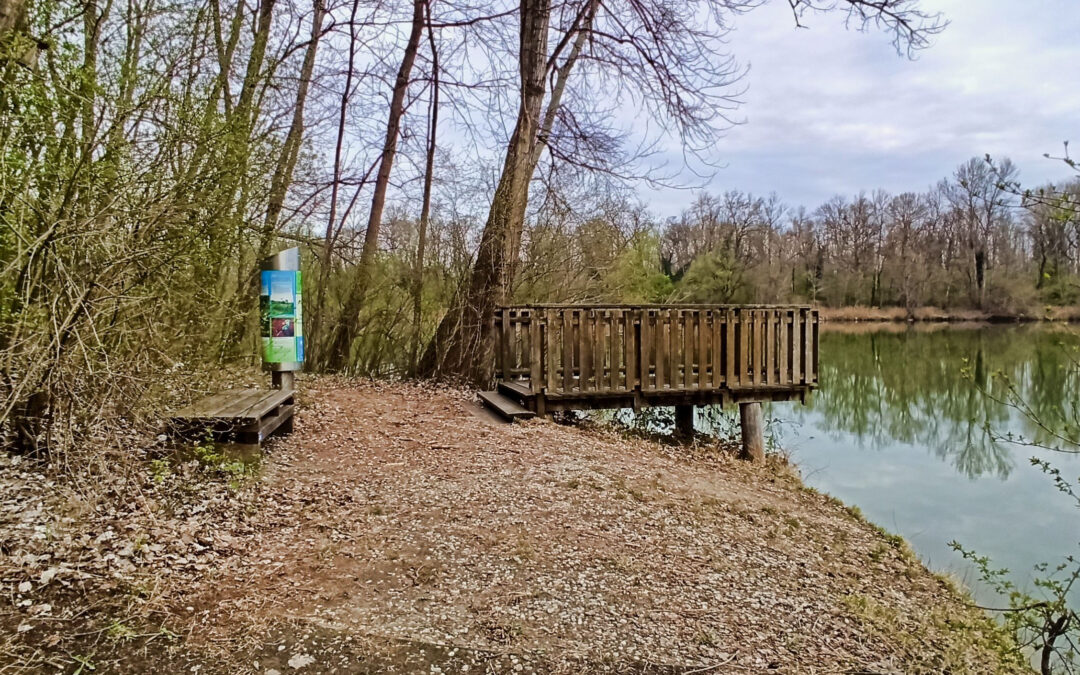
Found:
[494,305,818,398]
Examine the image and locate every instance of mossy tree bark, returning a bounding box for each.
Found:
[417,0,551,384]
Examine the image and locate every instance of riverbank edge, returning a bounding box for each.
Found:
[2,379,1029,672]
[820,304,1080,323]
[585,417,1026,670]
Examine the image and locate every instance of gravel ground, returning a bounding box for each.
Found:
[1,378,1024,673]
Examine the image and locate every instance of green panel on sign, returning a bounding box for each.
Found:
[260,270,304,363]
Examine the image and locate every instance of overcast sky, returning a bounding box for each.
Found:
[640,0,1080,217]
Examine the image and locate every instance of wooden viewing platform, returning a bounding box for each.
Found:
[481,305,819,455]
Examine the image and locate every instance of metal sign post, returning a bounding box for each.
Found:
[260,247,303,391]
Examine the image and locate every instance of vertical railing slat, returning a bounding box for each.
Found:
[595,311,607,393]
[639,310,651,391]
[763,309,773,386]
[697,311,708,390]
[609,310,620,392]
[792,308,802,384]
[778,309,788,385]
[544,310,554,393]
[746,309,756,386]
[580,310,592,392]
[652,311,660,388]
[725,309,735,387]
[681,310,691,390]
[709,310,720,387]
[493,304,815,400]
[740,308,748,387]
[497,308,508,380]
[529,310,541,389]
[561,310,571,392]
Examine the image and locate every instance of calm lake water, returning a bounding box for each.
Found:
[589,323,1080,603]
[775,323,1080,603]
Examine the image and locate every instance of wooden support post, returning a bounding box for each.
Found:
[739,401,765,462]
[272,371,295,392]
[674,404,694,440]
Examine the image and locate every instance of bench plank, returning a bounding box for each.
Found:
[172,388,293,422]
[208,389,269,419]
[216,389,293,421]
[171,390,241,419]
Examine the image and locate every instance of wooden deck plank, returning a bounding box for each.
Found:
[478,390,536,421]
[710,310,721,388]
[586,310,596,391]
[671,310,678,390]
[498,379,534,401]
[757,310,763,385]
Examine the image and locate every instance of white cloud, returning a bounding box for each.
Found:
[642,0,1080,215]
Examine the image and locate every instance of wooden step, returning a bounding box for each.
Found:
[497,379,534,402]
[478,390,535,421]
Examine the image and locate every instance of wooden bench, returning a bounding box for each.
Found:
[169,388,295,447]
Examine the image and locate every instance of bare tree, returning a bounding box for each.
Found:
[326,0,429,371]
[419,0,946,383]
[417,0,555,382]
[946,157,1018,308]
[411,0,441,372]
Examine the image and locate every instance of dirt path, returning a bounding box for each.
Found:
[2,380,1022,673]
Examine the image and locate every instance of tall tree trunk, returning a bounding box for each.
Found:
[103,0,146,171]
[228,0,325,351]
[260,0,324,245]
[310,0,362,364]
[411,4,439,373]
[216,0,277,356]
[417,0,551,383]
[528,0,596,173]
[325,0,427,371]
[183,0,244,179]
[80,0,113,160]
[975,248,986,308]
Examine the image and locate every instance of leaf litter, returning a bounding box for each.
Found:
[0,378,1023,673]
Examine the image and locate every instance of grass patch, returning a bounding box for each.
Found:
[841,593,1027,673]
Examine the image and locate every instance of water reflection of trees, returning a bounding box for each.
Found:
[801,327,1080,479]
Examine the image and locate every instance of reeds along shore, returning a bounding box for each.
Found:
[819,305,1080,323]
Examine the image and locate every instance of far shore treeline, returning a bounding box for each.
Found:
[2,0,1078,457]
